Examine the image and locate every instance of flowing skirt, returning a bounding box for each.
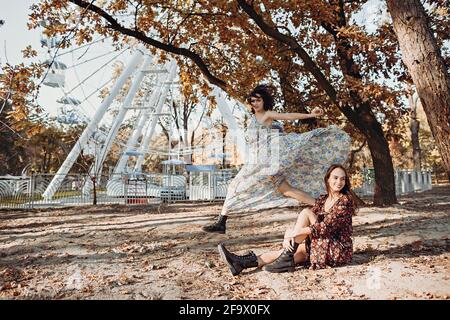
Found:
[222,125,351,214]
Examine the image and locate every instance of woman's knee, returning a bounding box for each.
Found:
[305,208,317,224]
[299,207,315,222]
[300,208,311,215]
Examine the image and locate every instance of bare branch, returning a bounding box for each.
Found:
[236,0,357,121]
[68,0,228,91]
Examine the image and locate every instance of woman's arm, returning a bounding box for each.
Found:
[264,108,323,122]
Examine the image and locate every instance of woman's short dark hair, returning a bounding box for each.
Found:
[247,84,275,113]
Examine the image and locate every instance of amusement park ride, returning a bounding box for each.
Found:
[37,21,249,201]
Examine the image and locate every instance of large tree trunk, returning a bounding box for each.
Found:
[350,103,397,205]
[366,127,397,205]
[387,0,450,181]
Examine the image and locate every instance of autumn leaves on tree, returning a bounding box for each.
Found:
[1,0,448,204]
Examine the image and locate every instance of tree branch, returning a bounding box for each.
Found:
[236,0,357,121]
[68,0,228,91]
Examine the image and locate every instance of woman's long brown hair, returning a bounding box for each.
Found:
[324,164,358,215]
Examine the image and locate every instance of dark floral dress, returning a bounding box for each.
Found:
[304,193,354,269]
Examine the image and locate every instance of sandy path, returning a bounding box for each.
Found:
[0,185,449,300]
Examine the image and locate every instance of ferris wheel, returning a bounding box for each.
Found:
[36,24,248,200]
[38,21,126,128]
[38,20,138,159]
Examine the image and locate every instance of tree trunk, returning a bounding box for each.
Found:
[92,176,97,205]
[183,120,192,164]
[351,104,397,205]
[348,140,366,171]
[387,0,450,181]
[159,121,170,143]
[190,130,195,164]
[222,126,227,168]
[408,93,422,171]
[366,127,397,206]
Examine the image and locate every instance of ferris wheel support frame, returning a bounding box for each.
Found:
[42,47,146,200]
[91,55,153,177]
[134,61,178,172]
[79,54,153,195]
[112,60,177,176]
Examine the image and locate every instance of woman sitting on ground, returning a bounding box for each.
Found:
[218,164,357,275]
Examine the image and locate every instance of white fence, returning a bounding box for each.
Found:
[0,170,237,209]
[355,169,432,197]
[1,168,433,209]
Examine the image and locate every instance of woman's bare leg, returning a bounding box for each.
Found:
[220,207,228,216]
[257,244,308,267]
[257,208,317,267]
[288,208,318,244]
[293,244,309,264]
[292,208,317,234]
[257,249,283,267]
[277,180,315,205]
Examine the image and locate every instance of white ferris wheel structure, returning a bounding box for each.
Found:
[37,19,249,200]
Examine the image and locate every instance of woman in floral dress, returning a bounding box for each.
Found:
[202,85,351,234]
[218,164,356,275]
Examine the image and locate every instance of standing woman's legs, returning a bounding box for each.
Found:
[202,186,234,233]
[220,206,228,216]
[277,180,315,206]
[202,208,228,233]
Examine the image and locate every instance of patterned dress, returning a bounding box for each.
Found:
[305,193,354,269]
[222,115,352,214]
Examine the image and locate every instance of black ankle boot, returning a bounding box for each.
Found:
[202,215,227,234]
[217,243,258,276]
[262,242,299,273]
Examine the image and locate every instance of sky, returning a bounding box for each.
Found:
[0,0,133,123]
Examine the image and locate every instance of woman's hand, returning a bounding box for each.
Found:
[310,107,324,118]
[283,236,296,252]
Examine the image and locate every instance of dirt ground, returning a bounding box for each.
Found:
[0,185,449,300]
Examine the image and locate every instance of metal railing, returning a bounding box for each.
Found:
[354,169,433,197]
[2,168,431,209]
[0,170,237,209]
[0,174,131,209]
